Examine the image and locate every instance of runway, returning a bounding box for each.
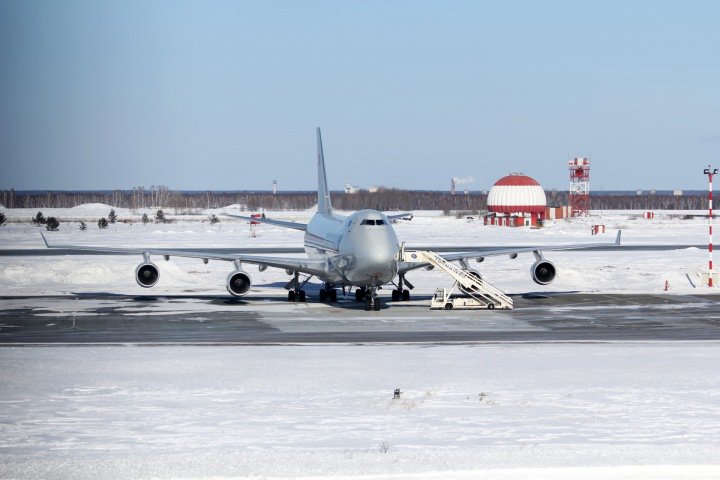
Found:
[1,293,719,344]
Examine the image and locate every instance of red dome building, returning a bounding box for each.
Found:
[485,174,547,227]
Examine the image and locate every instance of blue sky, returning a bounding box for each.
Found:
[1,1,718,191]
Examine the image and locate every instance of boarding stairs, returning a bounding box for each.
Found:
[400,246,513,310]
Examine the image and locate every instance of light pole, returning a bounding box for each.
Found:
[704,166,718,287]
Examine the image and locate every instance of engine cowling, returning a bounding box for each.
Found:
[226,270,252,296]
[531,260,556,285]
[135,262,159,288]
[459,269,483,294]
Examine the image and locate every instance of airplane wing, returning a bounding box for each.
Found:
[398,230,622,273]
[222,213,307,231]
[386,212,413,221]
[40,233,326,276]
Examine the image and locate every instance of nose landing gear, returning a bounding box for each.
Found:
[360,287,381,311]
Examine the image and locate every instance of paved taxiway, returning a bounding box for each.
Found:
[1,293,719,344]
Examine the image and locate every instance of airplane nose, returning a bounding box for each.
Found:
[354,240,398,282]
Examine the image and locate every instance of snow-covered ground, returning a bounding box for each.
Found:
[2,344,720,479]
[0,205,716,296]
[2,205,720,479]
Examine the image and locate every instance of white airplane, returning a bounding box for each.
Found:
[43,128,620,310]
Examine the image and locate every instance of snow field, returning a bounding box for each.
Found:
[1,344,720,479]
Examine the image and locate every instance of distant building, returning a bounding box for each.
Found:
[485,174,547,227]
[345,184,359,194]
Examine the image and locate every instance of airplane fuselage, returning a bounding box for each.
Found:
[304,209,400,287]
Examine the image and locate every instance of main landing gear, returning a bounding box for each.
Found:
[391,274,412,302]
[288,289,306,302]
[319,285,338,302]
[287,271,309,302]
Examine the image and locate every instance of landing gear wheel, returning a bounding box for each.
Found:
[298,290,306,302]
[402,289,410,301]
[373,299,381,311]
[319,289,327,302]
[445,302,453,310]
[329,289,338,302]
[355,289,364,302]
[288,290,296,302]
[391,290,400,302]
[365,297,372,311]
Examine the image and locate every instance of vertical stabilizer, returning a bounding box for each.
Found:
[316,127,332,214]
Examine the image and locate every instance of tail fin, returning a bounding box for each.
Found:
[316,127,332,215]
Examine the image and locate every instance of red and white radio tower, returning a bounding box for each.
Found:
[569,157,590,216]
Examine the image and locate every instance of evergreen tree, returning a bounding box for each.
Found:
[79,221,87,231]
[98,217,109,229]
[108,208,117,223]
[155,209,166,223]
[141,213,150,224]
[0,212,6,226]
[32,211,46,226]
[45,217,60,231]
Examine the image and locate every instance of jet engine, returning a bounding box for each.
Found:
[531,260,556,285]
[458,269,483,294]
[135,262,159,288]
[226,270,252,296]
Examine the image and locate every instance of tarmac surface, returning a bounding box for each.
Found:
[1,292,719,345]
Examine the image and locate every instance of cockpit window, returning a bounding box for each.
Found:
[360,219,385,226]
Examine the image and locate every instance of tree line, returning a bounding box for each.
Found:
[0,187,711,211]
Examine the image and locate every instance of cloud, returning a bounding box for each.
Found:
[452,176,475,185]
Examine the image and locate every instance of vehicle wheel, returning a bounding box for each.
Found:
[391,290,399,301]
[329,289,338,302]
[402,289,410,301]
[319,289,327,302]
[444,303,453,310]
[299,290,306,302]
[288,290,296,302]
[488,303,495,310]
